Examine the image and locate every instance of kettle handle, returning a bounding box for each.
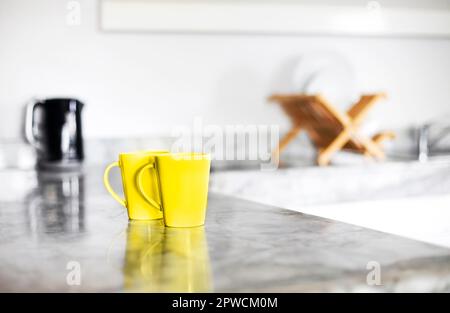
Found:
[24,99,41,149]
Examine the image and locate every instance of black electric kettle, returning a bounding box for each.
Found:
[25,98,84,170]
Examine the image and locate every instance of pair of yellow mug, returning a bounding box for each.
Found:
[103,151,211,227]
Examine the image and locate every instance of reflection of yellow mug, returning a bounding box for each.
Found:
[123,220,212,292]
[123,220,165,292]
[155,153,211,228]
[103,151,167,220]
[161,226,212,292]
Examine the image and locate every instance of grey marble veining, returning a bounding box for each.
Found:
[0,166,450,292]
[210,159,450,207]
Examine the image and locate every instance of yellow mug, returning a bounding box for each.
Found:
[154,152,211,228]
[103,150,167,220]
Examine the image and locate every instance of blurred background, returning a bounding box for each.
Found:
[1,0,450,169]
[0,0,450,167]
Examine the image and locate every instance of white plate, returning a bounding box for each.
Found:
[292,51,358,111]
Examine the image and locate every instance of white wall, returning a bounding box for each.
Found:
[1,0,450,139]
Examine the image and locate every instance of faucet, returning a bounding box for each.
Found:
[417,123,450,162]
[417,124,430,162]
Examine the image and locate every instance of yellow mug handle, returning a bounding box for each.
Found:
[136,162,162,212]
[103,161,126,207]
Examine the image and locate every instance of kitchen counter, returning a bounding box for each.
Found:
[0,166,450,292]
[210,161,450,249]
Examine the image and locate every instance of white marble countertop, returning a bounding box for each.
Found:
[210,160,450,249]
[294,195,450,249]
[0,166,450,292]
